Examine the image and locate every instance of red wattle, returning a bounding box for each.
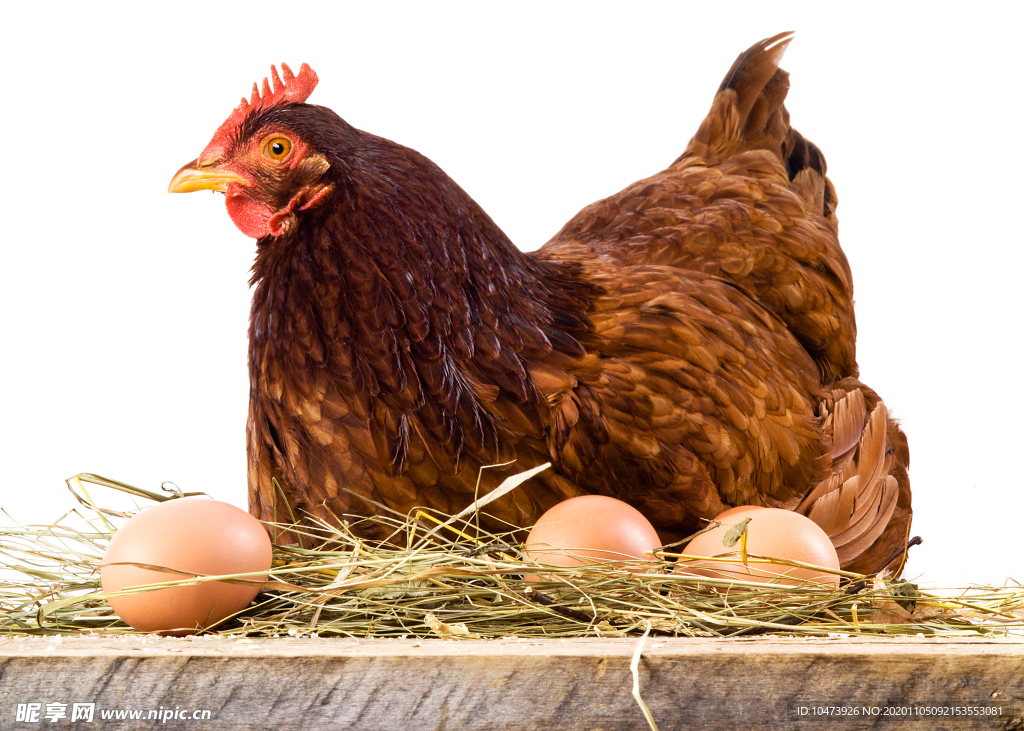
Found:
[225,190,272,239]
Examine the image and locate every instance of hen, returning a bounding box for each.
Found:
[169,33,913,575]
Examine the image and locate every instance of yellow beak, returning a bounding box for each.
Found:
[167,159,248,194]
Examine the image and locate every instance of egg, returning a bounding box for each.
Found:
[101,497,272,635]
[714,505,766,520]
[681,506,840,588]
[523,495,661,580]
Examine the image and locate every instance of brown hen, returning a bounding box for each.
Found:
[169,33,913,576]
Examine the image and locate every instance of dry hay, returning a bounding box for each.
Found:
[2,471,1021,640]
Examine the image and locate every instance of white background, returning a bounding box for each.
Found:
[2,2,1020,588]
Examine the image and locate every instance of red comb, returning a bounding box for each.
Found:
[201,63,318,162]
[233,63,317,121]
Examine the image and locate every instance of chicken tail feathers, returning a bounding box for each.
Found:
[676,31,838,221]
[718,31,794,124]
[678,32,793,166]
[799,381,915,576]
[785,127,839,220]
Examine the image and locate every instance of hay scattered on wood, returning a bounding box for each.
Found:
[1,472,1021,639]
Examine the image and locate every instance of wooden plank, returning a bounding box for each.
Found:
[0,637,1021,730]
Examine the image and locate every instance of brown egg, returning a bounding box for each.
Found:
[714,505,766,520]
[524,495,661,579]
[101,497,272,635]
[681,506,840,588]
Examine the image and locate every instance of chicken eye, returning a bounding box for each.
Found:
[264,137,292,160]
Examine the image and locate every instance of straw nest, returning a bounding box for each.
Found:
[2,470,1021,639]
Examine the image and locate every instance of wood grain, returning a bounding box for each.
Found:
[1,637,1021,730]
